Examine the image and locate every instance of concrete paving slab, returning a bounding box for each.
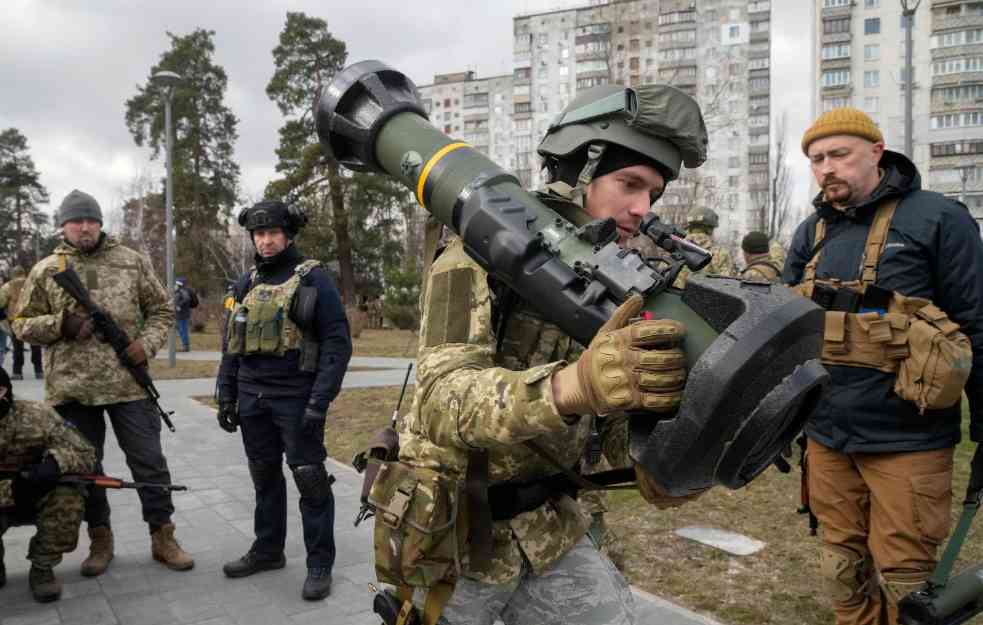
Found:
[2,358,723,625]
[674,526,766,557]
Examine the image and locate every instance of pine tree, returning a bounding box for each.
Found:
[0,128,49,269]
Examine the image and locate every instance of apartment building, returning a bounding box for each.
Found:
[417,70,516,172]
[816,0,983,219]
[511,0,773,241]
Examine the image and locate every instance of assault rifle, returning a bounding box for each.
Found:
[0,464,186,492]
[51,267,176,432]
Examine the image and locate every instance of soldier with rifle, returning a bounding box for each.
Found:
[0,365,95,602]
[10,189,193,578]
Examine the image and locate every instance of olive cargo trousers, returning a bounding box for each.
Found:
[807,438,953,625]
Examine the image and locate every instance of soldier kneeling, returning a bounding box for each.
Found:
[0,366,95,602]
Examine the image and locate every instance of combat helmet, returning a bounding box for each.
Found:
[538,84,708,187]
[687,207,719,230]
[238,200,308,237]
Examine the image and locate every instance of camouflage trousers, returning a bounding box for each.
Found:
[0,484,85,568]
[434,535,635,625]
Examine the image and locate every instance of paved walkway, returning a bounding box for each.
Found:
[1,357,721,625]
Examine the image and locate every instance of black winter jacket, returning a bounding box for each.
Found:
[784,150,983,453]
[216,244,352,414]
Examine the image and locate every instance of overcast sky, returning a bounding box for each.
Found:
[1,0,814,224]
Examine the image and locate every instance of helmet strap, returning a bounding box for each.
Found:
[576,143,607,188]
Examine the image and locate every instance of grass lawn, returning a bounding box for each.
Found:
[149,359,220,380]
[186,337,983,624]
[189,327,419,358]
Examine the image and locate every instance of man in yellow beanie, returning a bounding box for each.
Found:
[785,108,983,625]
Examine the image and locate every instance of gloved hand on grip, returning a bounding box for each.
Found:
[634,464,706,509]
[24,455,61,486]
[217,401,239,433]
[61,312,94,341]
[301,405,327,439]
[552,294,687,417]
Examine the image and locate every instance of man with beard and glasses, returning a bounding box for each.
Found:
[0,365,95,602]
[11,189,193,578]
[216,200,352,601]
[785,108,983,625]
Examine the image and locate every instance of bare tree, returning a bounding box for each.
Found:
[763,112,794,242]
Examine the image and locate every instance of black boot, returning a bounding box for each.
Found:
[222,551,285,578]
[29,565,62,603]
[302,567,332,601]
[11,372,22,381]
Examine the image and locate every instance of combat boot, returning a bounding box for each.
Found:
[223,550,286,578]
[151,523,194,571]
[29,565,61,603]
[80,526,114,577]
[302,567,332,601]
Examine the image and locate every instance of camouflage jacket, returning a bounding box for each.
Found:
[673,230,736,288]
[739,252,783,283]
[11,236,174,406]
[769,240,787,274]
[0,399,96,508]
[0,277,25,313]
[400,235,631,585]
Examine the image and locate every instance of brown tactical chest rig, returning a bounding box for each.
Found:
[794,198,972,412]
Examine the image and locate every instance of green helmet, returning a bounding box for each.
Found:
[537,84,707,182]
[687,207,719,230]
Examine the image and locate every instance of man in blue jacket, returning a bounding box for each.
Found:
[786,108,983,625]
[216,200,352,601]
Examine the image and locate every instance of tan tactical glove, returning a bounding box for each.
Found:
[552,294,686,417]
[634,465,707,509]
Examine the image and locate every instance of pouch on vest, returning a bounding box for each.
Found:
[895,303,973,413]
[227,307,248,355]
[245,299,283,354]
[367,461,466,590]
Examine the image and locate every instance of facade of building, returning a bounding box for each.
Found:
[815,0,983,220]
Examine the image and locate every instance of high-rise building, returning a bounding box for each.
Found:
[814,0,983,221]
[416,71,516,174]
[513,0,773,243]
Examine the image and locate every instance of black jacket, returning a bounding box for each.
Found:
[216,245,352,413]
[174,287,193,320]
[784,150,983,453]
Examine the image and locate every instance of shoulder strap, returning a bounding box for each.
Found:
[860,198,900,287]
[744,260,781,278]
[294,259,321,278]
[802,218,826,284]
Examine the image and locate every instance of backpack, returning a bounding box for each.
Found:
[187,288,200,309]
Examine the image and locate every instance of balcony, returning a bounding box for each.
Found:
[821,4,852,19]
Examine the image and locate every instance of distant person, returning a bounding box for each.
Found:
[0,266,43,380]
[173,278,198,352]
[12,189,193,578]
[738,231,782,283]
[674,207,736,287]
[216,200,352,601]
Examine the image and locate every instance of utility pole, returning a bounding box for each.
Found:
[901,0,922,160]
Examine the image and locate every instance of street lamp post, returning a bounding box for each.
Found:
[151,70,182,368]
[901,0,922,160]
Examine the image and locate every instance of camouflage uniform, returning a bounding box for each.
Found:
[401,217,635,620]
[0,399,95,568]
[739,252,783,283]
[769,240,787,275]
[673,229,736,288]
[11,237,174,405]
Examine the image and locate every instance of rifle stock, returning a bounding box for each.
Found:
[51,267,176,432]
[0,464,186,491]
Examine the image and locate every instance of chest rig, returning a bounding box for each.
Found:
[794,199,971,412]
[227,259,320,357]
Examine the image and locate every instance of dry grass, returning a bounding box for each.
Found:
[191,385,983,625]
[149,359,221,380]
[188,326,418,358]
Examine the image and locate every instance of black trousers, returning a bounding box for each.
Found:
[238,391,335,570]
[55,399,175,528]
[11,337,42,375]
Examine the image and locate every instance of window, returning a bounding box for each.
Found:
[864,96,879,112]
[824,0,850,6]
[824,18,850,34]
[462,93,488,108]
[822,43,851,60]
[930,140,983,157]
[749,57,770,70]
[931,112,983,129]
[935,84,983,103]
[865,18,881,35]
[933,57,983,75]
[864,70,880,88]
[864,0,879,7]
[864,44,879,61]
[559,66,569,76]
[932,29,983,48]
[823,96,851,111]
[749,151,769,165]
[822,69,851,87]
[729,25,740,39]
[750,77,770,91]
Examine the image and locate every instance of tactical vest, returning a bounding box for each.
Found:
[226,260,319,357]
[794,199,972,412]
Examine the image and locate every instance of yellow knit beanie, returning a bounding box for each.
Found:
[801,108,884,155]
